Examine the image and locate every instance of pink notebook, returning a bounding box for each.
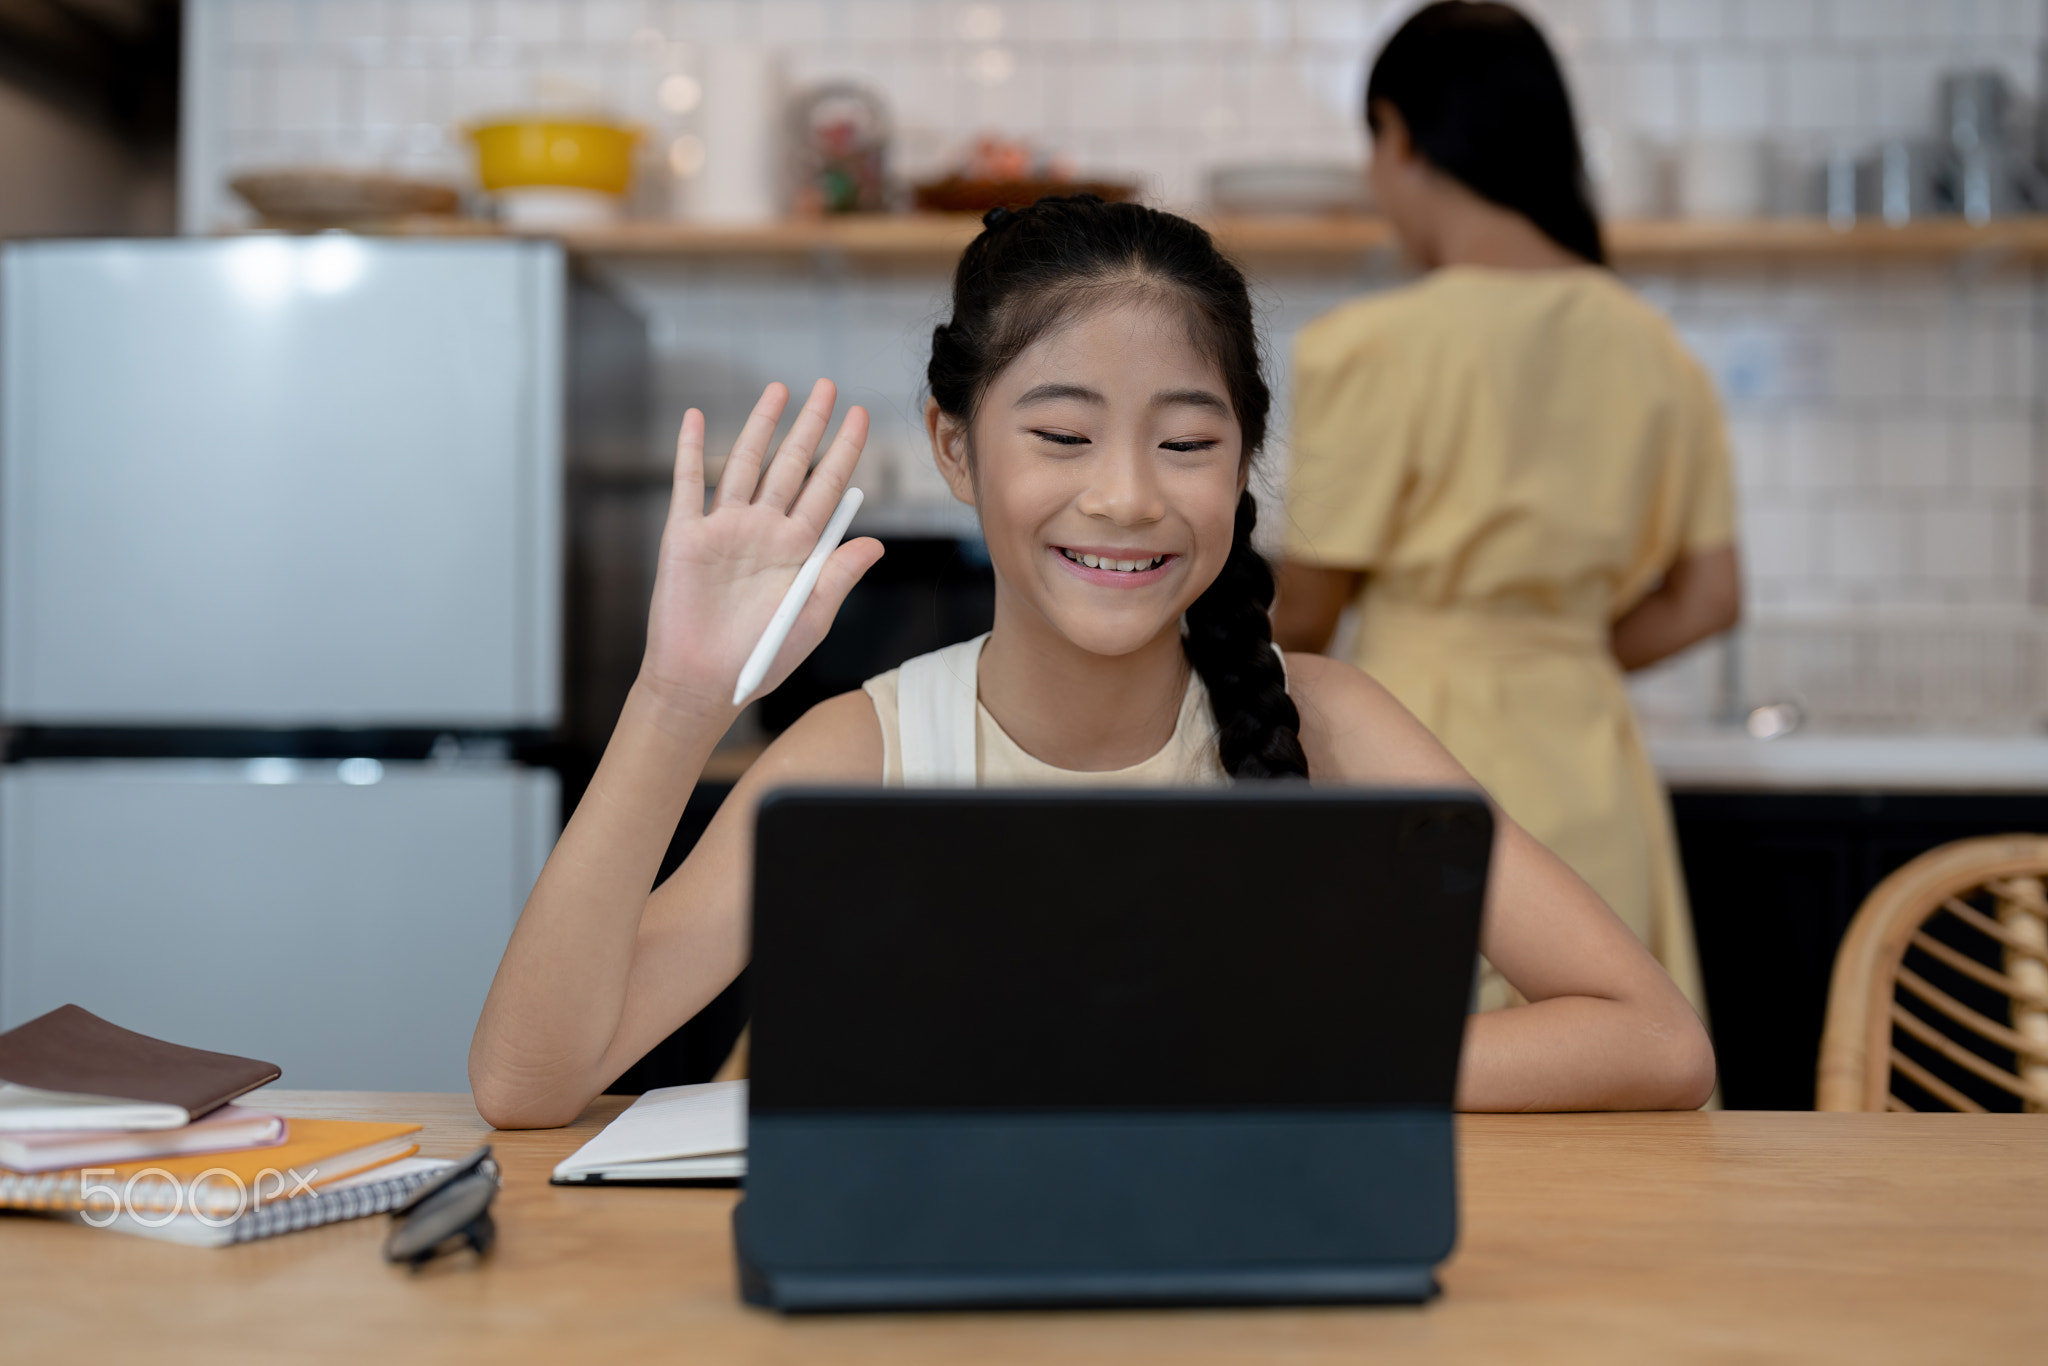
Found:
[0,1105,287,1174]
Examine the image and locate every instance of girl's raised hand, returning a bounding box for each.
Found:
[637,379,884,722]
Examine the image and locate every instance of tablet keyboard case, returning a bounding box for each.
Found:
[736,789,1489,1311]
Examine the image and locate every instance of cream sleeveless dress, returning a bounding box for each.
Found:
[861,633,1229,787]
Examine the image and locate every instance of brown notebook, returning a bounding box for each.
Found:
[0,1006,281,1131]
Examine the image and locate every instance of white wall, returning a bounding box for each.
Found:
[181,1,2048,728]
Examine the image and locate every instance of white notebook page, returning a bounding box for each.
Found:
[552,1080,747,1180]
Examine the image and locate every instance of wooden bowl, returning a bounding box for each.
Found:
[230,169,461,228]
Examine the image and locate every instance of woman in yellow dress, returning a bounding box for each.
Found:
[1276,2,1741,1014]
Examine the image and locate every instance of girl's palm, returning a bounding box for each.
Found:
[640,380,883,717]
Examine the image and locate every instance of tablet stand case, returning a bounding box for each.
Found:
[736,1109,1452,1309]
[734,790,1488,1311]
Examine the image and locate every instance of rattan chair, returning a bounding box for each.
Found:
[1817,835,2048,1112]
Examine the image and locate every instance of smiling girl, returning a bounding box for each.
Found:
[469,197,1714,1128]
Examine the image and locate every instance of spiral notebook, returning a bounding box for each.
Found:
[56,1156,454,1247]
[0,1117,420,1215]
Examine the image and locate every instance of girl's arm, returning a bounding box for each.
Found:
[1286,653,1717,1112]
[469,383,884,1129]
[1610,544,1741,672]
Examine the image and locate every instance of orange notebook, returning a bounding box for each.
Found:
[0,1117,420,1217]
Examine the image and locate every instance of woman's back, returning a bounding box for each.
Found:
[1284,266,1736,1017]
[1286,266,1734,625]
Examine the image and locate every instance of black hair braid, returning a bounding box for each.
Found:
[1183,492,1309,780]
[926,193,1307,781]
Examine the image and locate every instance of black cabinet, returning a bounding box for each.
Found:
[1673,790,2048,1110]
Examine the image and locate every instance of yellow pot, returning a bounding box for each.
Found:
[468,119,641,195]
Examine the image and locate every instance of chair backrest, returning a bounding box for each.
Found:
[1817,835,2048,1112]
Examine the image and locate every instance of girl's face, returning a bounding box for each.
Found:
[929,298,1246,658]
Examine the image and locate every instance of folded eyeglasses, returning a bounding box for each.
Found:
[384,1145,500,1269]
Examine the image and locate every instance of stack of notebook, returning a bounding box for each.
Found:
[0,1005,448,1246]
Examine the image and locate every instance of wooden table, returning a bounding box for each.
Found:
[4,1094,2044,1363]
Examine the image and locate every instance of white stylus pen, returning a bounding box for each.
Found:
[732,486,864,707]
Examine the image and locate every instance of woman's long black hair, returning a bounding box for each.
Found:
[927,194,1309,780]
[1366,0,1605,265]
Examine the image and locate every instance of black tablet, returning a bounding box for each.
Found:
[736,787,1491,1312]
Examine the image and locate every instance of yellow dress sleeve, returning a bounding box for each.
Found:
[1282,309,1416,570]
[1676,352,1737,553]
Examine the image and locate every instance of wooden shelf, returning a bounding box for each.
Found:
[1607,215,2048,264]
[433,213,2048,267]
[538,214,1392,261]
[550,214,985,259]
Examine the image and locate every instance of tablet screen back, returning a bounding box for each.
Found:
[750,788,1489,1113]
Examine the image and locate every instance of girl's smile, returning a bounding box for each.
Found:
[1052,545,1177,586]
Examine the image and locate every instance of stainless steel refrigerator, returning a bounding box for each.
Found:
[0,238,562,1089]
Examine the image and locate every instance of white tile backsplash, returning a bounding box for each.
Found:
[675,0,756,43]
[490,0,568,42]
[227,0,297,45]
[1693,53,1772,133]
[1620,50,1688,136]
[1780,414,1857,491]
[1829,503,1917,583]
[758,0,836,40]
[405,0,478,40]
[1925,504,2001,579]
[1734,0,1821,43]
[182,0,2048,728]
[1649,0,1729,45]
[1964,417,2036,489]
[1014,0,1088,43]
[274,62,346,130]
[1742,501,1818,579]
[317,0,391,42]
[1874,416,1953,490]
[1869,51,1947,134]
[1107,0,1190,44]
[1780,52,1858,133]
[187,1,2048,210]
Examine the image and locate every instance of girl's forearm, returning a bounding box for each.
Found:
[469,677,734,1127]
[1455,998,1717,1112]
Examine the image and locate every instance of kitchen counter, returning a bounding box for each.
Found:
[1650,729,2048,792]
